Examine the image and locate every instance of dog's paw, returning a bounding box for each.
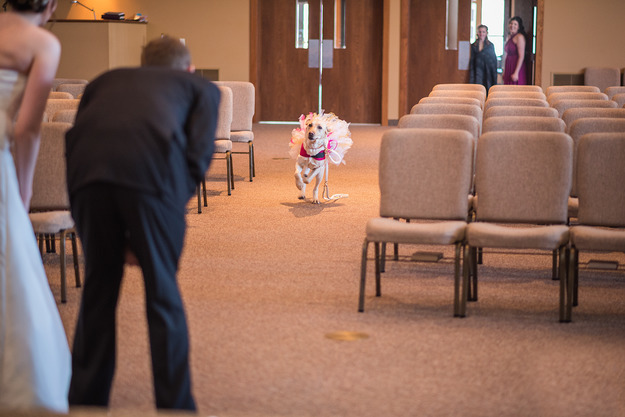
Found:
[298,195,306,200]
[312,198,321,204]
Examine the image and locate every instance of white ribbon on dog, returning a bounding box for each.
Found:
[322,146,349,202]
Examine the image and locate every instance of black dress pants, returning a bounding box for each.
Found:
[68,184,196,411]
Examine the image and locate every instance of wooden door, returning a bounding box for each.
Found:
[252,0,383,123]
[400,0,472,116]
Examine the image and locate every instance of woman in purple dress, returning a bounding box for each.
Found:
[502,16,527,85]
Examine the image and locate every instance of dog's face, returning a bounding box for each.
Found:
[305,115,328,148]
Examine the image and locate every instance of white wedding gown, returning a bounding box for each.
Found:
[0,69,71,412]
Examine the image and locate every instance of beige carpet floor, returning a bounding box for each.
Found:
[41,123,625,417]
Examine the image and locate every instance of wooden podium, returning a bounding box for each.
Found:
[49,20,147,81]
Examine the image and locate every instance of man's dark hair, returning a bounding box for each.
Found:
[5,0,49,12]
[141,36,191,70]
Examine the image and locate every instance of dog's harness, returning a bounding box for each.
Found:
[299,144,325,161]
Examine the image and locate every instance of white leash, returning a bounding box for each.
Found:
[322,147,349,202]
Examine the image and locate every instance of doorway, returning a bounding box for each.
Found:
[251,0,384,123]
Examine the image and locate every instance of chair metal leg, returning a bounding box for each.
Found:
[71,232,81,288]
[203,178,208,207]
[559,246,571,322]
[571,247,579,307]
[459,244,469,317]
[380,242,386,273]
[196,184,202,213]
[60,231,67,303]
[248,142,254,181]
[358,239,369,312]
[552,249,559,280]
[374,242,381,297]
[453,243,465,317]
[226,151,234,195]
[468,246,478,302]
[477,247,483,264]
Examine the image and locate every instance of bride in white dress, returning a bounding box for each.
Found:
[0,0,71,413]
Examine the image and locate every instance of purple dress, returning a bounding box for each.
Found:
[503,35,527,85]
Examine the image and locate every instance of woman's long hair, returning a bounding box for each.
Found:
[4,0,50,13]
[509,16,527,37]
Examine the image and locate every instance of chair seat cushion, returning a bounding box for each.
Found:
[214,139,232,153]
[366,218,466,245]
[230,131,253,143]
[466,222,569,250]
[29,210,74,234]
[570,226,625,252]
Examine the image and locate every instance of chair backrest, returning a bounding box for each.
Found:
[50,109,77,124]
[604,86,625,100]
[48,91,73,100]
[547,92,608,106]
[214,81,254,131]
[474,131,572,224]
[30,122,72,211]
[482,116,565,134]
[410,102,482,125]
[611,93,625,108]
[417,96,481,108]
[576,133,625,227]
[584,67,621,92]
[56,83,86,99]
[215,85,233,140]
[484,105,558,120]
[568,117,625,196]
[561,107,625,132]
[551,99,617,117]
[378,128,474,220]
[397,114,479,139]
[432,83,486,95]
[428,90,485,107]
[52,78,88,91]
[546,85,600,97]
[44,99,79,122]
[487,91,547,101]
[489,85,543,94]
[483,98,548,113]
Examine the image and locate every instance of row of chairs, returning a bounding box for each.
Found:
[359,82,625,322]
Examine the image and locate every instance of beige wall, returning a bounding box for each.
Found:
[56,0,250,82]
[541,0,625,89]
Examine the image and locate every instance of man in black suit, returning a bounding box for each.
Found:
[66,36,220,411]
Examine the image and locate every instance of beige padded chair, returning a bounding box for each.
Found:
[547,92,608,106]
[50,109,77,124]
[551,99,617,117]
[198,85,234,212]
[432,83,486,95]
[584,67,621,92]
[398,114,479,139]
[484,105,558,120]
[604,86,625,100]
[463,131,573,322]
[489,85,543,94]
[56,83,86,99]
[567,118,625,215]
[546,85,600,97]
[561,107,625,132]
[611,93,625,108]
[482,116,565,134]
[410,103,483,134]
[43,98,79,122]
[52,78,88,91]
[568,132,625,321]
[429,89,485,108]
[214,81,255,181]
[48,91,73,100]
[358,128,474,316]
[417,96,481,108]
[483,98,548,113]
[487,91,547,101]
[29,122,81,303]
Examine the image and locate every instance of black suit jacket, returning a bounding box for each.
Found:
[66,67,220,206]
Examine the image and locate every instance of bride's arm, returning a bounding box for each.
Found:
[13,30,60,210]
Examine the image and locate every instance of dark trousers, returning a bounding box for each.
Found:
[68,184,196,411]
